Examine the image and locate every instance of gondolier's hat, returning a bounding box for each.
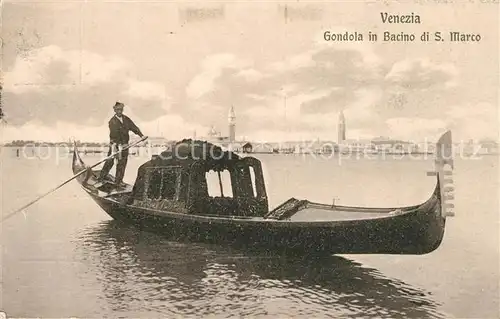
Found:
[113,101,125,109]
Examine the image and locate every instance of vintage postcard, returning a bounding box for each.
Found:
[0,0,498,318]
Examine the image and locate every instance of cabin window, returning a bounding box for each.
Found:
[235,165,258,198]
[177,171,189,202]
[144,166,184,201]
[249,166,257,197]
[205,169,233,198]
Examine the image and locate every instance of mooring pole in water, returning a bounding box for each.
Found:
[331,197,339,209]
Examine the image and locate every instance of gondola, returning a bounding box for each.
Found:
[71,131,454,255]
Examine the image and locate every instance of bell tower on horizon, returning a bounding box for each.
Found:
[228,105,236,143]
[338,110,346,143]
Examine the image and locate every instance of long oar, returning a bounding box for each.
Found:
[1,136,148,223]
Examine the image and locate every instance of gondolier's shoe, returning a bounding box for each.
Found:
[114,181,127,190]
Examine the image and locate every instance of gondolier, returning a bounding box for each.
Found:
[98,101,146,186]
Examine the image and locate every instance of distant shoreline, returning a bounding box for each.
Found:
[2,145,498,157]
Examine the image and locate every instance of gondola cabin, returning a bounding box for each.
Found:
[129,140,269,217]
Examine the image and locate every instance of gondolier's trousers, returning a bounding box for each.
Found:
[99,143,129,185]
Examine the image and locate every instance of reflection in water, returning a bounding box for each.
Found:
[74,221,445,318]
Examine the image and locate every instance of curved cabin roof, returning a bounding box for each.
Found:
[147,139,241,171]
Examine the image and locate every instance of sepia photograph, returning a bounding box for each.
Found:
[0,0,498,318]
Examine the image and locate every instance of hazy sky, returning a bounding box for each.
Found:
[1,1,498,142]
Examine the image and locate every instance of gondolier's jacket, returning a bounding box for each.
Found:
[108,115,144,145]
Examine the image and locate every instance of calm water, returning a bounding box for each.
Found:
[1,147,498,318]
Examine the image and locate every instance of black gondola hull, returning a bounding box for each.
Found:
[72,131,452,255]
[80,187,445,255]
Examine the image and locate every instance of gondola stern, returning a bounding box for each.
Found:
[428,130,455,218]
[423,235,446,255]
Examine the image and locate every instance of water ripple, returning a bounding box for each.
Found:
[72,221,446,318]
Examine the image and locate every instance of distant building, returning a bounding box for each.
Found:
[130,136,170,147]
[338,111,346,143]
[228,105,236,144]
[338,139,378,154]
[448,139,499,156]
[415,141,435,154]
[371,138,419,154]
[277,140,337,155]
[242,142,253,153]
[251,143,275,154]
[479,139,499,154]
[335,111,382,154]
[321,143,335,154]
[200,105,248,152]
